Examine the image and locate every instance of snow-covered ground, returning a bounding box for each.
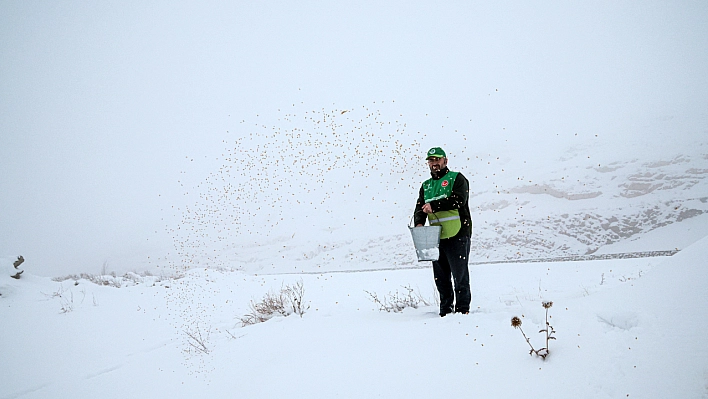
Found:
[2,135,708,397]
[2,2,708,398]
[2,232,707,398]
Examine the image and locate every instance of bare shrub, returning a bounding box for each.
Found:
[53,273,121,287]
[184,322,211,354]
[240,280,310,326]
[53,271,174,288]
[60,290,74,313]
[241,290,287,325]
[283,280,309,317]
[365,285,431,313]
[42,285,75,313]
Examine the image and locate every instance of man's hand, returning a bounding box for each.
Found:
[416,224,423,227]
[422,203,433,214]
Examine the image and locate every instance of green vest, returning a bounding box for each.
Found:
[423,171,462,239]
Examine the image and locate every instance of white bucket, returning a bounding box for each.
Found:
[409,225,442,262]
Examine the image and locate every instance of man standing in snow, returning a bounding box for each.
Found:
[414,147,473,317]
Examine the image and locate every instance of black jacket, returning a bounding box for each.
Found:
[414,167,472,238]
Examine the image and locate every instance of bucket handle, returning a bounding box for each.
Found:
[409,211,440,228]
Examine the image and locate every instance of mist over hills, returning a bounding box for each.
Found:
[158,100,708,276]
[2,1,707,278]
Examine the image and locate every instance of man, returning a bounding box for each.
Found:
[414,147,473,317]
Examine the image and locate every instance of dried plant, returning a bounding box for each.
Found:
[42,285,75,313]
[10,255,25,279]
[184,322,211,354]
[365,285,431,313]
[240,280,310,326]
[511,301,556,360]
[53,271,174,288]
[284,280,309,317]
[241,290,287,325]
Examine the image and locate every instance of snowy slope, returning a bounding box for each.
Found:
[2,100,706,398]
[2,234,707,398]
[2,2,707,397]
[159,102,708,277]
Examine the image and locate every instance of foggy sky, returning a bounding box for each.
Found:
[2,1,707,276]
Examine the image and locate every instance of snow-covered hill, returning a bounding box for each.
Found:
[157,102,708,277]
[2,230,707,398]
[2,2,708,398]
[3,123,707,397]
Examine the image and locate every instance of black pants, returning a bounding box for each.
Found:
[433,234,471,314]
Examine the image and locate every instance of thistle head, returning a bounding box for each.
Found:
[511,316,522,328]
[542,301,553,309]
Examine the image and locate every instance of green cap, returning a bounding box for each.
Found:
[426,147,446,159]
